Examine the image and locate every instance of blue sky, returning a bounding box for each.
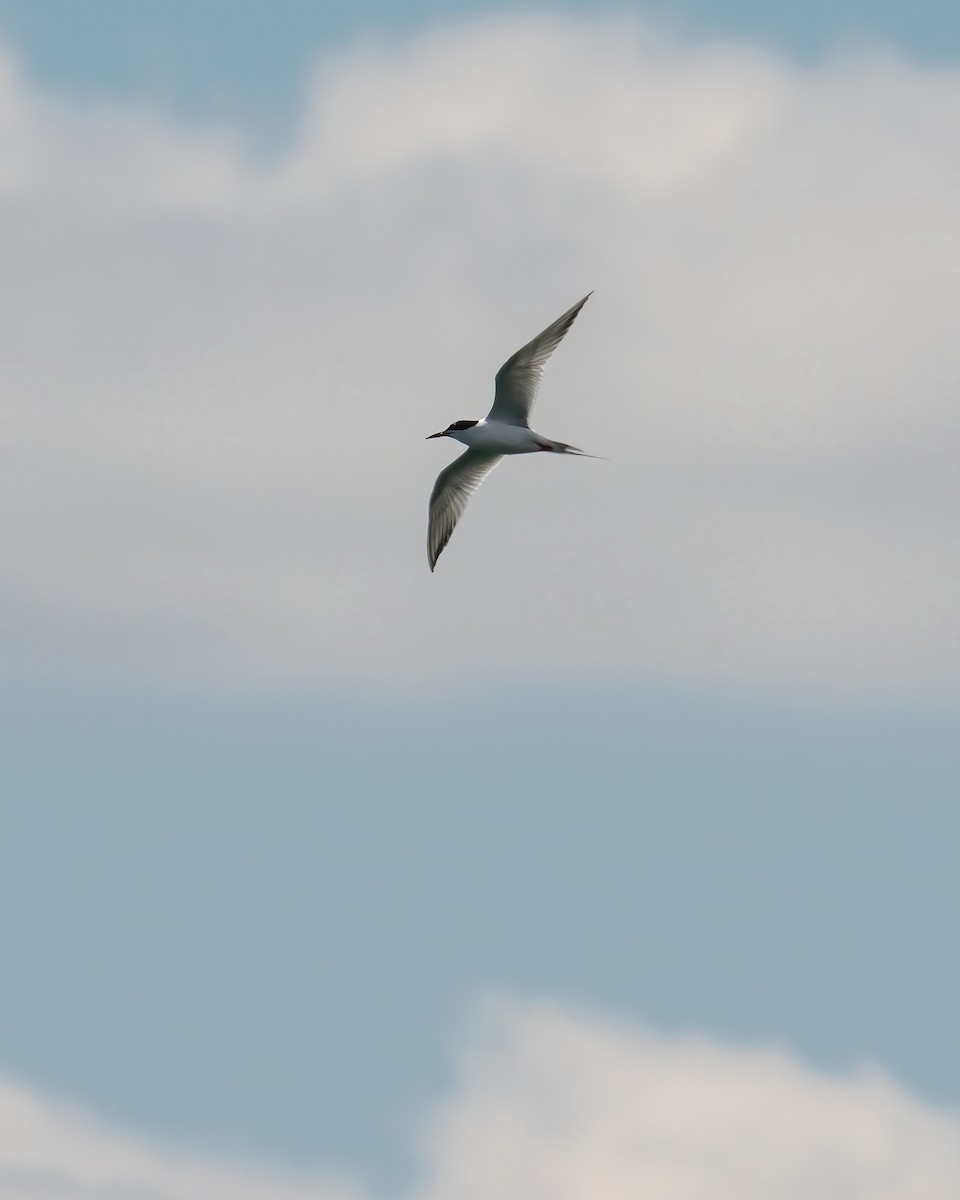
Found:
[1,0,959,121]
[5,689,960,1183]
[1,2,959,1197]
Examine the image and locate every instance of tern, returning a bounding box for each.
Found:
[426,292,594,571]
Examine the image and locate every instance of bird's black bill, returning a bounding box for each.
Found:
[426,431,445,439]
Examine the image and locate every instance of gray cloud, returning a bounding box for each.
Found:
[1,19,959,695]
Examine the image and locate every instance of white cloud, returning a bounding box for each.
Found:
[420,998,960,1200]
[2,16,959,696]
[3,998,960,1198]
[0,1075,355,1200]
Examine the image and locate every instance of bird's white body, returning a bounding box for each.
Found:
[425,293,594,570]
[446,419,557,454]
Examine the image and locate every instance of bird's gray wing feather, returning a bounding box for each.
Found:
[428,449,502,571]
[487,293,591,427]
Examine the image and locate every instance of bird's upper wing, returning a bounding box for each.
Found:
[428,449,502,571]
[487,293,592,427]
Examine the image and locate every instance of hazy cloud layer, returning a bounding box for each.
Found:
[4,998,960,1198]
[2,15,959,696]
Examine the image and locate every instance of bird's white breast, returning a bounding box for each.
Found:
[450,420,543,454]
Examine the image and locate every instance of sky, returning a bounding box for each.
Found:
[2,0,960,121]
[1,0,960,1197]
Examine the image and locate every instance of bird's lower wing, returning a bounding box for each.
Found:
[428,450,502,571]
[487,292,592,427]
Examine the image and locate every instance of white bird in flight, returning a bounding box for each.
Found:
[426,292,595,571]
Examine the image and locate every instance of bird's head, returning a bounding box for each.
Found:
[426,419,479,439]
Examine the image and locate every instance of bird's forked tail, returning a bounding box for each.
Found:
[544,439,603,457]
